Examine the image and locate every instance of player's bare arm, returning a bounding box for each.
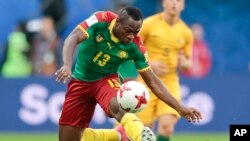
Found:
[178,50,192,71]
[149,61,168,76]
[55,27,87,83]
[140,69,202,122]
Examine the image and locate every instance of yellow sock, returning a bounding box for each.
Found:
[81,128,119,141]
[120,113,144,141]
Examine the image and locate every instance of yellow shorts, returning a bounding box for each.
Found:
[136,76,181,124]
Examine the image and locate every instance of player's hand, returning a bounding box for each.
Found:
[178,106,202,123]
[178,51,192,70]
[149,61,168,76]
[55,65,72,83]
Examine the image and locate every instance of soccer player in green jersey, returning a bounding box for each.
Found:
[55,6,202,141]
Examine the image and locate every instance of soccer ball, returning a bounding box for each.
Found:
[117,81,149,113]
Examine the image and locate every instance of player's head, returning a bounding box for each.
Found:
[162,0,185,16]
[191,23,204,40]
[115,6,143,44]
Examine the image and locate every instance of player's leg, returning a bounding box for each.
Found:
[72,74,122,141]
[59,126,83,141]
[59,79,96,141]
[81,125,128,141]
[156,114,179,141]
[95,74,156,141]
[81,128,121,141]
[115,123,156,141]
[60,78,126,141]
[155,83,181,141]
[136,90,158,130]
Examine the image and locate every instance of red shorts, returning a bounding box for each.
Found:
[59,74,120,128]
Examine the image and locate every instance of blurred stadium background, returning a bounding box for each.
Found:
[0,0,250,140]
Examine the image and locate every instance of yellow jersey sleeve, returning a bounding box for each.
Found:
[182,28,194,58]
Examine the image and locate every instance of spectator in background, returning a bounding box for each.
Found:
[1,22,32,78]
[0,43,7,72]
[41,0,67,34]
[31,16,60,76]
[182,23,212,78]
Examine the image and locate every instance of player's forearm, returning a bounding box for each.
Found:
[62,27,87,68]
[179,56,192,71]
[62,37,78,68]
[141,70,182,111]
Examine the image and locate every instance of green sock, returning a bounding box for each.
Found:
[157,134,170,141]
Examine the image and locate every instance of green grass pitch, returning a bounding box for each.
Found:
[0,132,228,141]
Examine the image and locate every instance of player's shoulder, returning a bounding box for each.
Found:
[132,36,147,54]
[179,19,193,35]
[144,13,162,23]
[80,11,118,30]
[93,11,118,23]
[141,13,161,31]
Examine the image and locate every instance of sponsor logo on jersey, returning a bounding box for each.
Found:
[151,34,158,38]
[107,42,113,50]
[118,51,128,59]
[95,34,104,42]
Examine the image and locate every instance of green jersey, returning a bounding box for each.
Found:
[72,11,150,81]
[119,60,138,81]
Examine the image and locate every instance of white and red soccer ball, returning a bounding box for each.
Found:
[117,81,149,113]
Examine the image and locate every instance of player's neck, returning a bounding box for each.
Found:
[162,12,180,26]
[112,24,119,39]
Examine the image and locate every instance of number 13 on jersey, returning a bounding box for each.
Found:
[93,51,111,66]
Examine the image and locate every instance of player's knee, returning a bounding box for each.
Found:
[109,97,126,121]
[158,114,178,136]
[158,122,176,136]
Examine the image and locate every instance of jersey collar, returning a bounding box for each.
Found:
[108,19,119,43]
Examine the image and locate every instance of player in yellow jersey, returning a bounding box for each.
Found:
[136,0,194,141]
